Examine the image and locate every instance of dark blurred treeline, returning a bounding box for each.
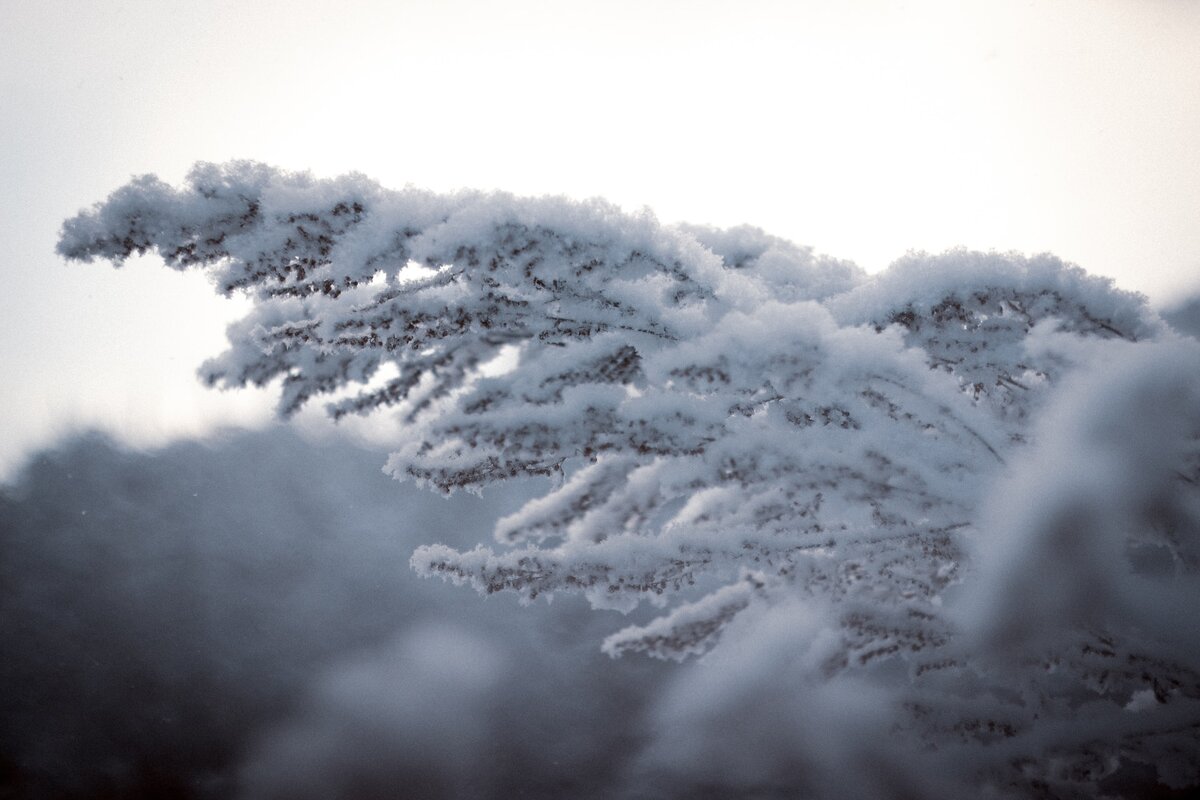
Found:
[0,430,666,799]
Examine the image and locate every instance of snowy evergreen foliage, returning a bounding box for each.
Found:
[61,162,1200,798]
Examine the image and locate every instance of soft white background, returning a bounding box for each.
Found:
[2,0,1198,477]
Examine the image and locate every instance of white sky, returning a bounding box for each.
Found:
[1,0,1198,478]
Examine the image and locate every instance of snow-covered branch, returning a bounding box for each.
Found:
[61,161,1200,797]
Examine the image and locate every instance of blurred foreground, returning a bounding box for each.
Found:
[0,429,667,799]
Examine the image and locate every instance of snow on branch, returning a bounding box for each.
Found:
[61,162,1200,797]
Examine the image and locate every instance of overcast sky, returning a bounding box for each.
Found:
[2,0,1198,478]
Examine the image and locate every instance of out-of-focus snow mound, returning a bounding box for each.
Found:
[964,336,1200,656]
[0,429,667,800]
